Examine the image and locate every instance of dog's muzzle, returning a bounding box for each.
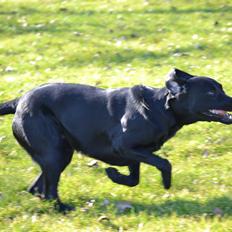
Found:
[202,109,232,124]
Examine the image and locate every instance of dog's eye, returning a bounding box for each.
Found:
[207,91,216,96]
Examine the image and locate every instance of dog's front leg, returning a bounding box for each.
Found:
[105,163,140,187]
[113,139,172,189]
[127,149,171,189]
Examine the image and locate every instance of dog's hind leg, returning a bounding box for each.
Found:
[105,163,140,187]
[12,111,74,212]
[41,149,75,212]
[28,173,44,197]
[28,145,73,199]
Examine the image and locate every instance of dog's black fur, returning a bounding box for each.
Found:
[1,68,232,211]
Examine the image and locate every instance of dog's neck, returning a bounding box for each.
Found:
[143,87,182,127]
[141,87,183,148]
[165,90,198,125]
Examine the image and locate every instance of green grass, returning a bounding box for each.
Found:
[0,0,232,231]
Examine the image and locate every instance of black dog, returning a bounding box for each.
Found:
[1,68,232,211]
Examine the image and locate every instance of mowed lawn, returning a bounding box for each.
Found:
[0,0,232,231]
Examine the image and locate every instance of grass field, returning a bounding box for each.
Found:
[0,0,232,231]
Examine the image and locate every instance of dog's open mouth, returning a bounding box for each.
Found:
[203,109,232,123]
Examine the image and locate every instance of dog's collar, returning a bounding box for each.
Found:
[164,90,174,110]
[164,90,185,126]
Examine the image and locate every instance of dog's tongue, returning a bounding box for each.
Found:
[211,109,226,116]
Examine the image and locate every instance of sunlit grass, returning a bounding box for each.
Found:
[0,0,232,231]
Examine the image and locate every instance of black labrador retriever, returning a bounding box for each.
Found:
[1,68,232,211]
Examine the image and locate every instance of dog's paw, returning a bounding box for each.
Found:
[161,160,172,189]
[105,167,139,187]
[28,186,44,198]
[105,167,119,179]
[55,202,75,213]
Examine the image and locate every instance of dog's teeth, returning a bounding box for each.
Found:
[224,113,232,120]
[209,109,227,116]
[210,109,216,114]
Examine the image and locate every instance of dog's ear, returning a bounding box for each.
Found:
[165,68,193,109]
[165,68,193,95]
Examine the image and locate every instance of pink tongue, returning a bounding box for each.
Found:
[215,110,226,116]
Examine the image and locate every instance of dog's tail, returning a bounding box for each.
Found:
[0,98,19,115]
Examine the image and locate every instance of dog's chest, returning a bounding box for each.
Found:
[152,124,181,151]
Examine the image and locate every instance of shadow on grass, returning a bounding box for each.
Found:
[0,4,231,35]
[0,5,231,16]
[74,195,232,217]
[130,196,232,216]
[0,4,230,67]
[3,194,231,219]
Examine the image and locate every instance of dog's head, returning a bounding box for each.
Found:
[165,68,232,125]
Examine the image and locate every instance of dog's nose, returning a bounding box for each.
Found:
[223,95,232,111]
